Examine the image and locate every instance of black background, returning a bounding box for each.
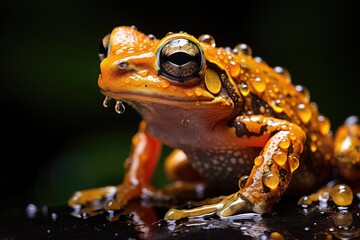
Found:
[1,1,359,210]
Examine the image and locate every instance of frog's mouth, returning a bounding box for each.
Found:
[100,88,230,115]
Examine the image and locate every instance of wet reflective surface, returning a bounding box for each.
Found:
[1,195,359,240]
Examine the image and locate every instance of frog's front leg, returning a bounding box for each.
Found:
[165,116,306,220]
[68,121,164,210]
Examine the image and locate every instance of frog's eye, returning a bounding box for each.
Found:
[157,38,205,84]
[99,34,110,61]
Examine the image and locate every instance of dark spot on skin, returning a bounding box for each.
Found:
[231,121,251,137]
[249,93,291,121]
[279,168,288,183]
[251,94,271,115]
[356,145,360,152]
[145,84,148,87]
[259,125,268,135]
[229,120,269,138]
[262,183,270,193]
[288,143,294,154]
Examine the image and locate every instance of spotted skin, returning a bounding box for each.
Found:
[68,26,360,220]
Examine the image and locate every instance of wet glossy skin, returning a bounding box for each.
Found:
[69,26,360,220]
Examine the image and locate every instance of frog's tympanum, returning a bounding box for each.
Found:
[69,26,360,220]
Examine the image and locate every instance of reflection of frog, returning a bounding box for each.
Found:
[69,26,360,220]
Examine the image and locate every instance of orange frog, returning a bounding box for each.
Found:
[69,26,360,220]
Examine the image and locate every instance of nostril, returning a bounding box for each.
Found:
[118,61,129,70]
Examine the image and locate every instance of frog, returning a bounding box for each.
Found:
[68,25,360,221]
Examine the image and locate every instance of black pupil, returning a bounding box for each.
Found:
[166,52,194,65]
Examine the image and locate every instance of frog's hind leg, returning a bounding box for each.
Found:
[334,116,360,182]
[164,117,306,220]
[162,149,211,198]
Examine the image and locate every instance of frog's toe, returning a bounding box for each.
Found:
[68,186,117,206]
[164,193,253,220]
[215,193,252,217]
[104,183,170,211]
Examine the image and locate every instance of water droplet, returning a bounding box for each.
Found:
[296,103,312,123]
[160,81,170,88]
[263,172,280,189]
[198,34,216,47]
[127,47,135,53]
[273,152,287,166]
[130,25,137,30]
[147,34,156,40]
[317,115,331,135]
[225,46,232,52]
[272,99,283,113]
[259,106,266,113]
[288,155,299,173]
[103,96,111,108]
[274,66,291,83]
[254,56,265,63]
[184,89,194,97]
[295,85,310,103]
[233,43,252,56]
[250,77,266,93]
[310,133,318,142]
[270,232,285,240]
[330,184,353,206]
[238,175,249,189]
[51,212,58,221]
[332,211,353,228]
[254,156,264,166]
[229,60,240,78]
[138,69,149,77]
[238,82,250,96]
[166,32,174,36]
[26,203,38,219]
[310,142,317,152]
[289,133,297,141]
[344,115,359,125]
[194,88,203,96]
[115,100,126,114]
[279,138,291,149]
[298,195,312,206]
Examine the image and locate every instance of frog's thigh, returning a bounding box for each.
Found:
[164,149,203,182]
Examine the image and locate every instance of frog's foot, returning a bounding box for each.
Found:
[68,183,170,212]
[164,192,252,220]
[68,186,118,207]
[298,183,354,207]
[105,184,170,211]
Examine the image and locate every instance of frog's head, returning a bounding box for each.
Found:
[98,26,242,130]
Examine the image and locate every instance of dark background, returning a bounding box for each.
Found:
[1,1,359,210]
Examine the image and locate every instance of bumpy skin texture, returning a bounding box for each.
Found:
[69,26,360,220]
